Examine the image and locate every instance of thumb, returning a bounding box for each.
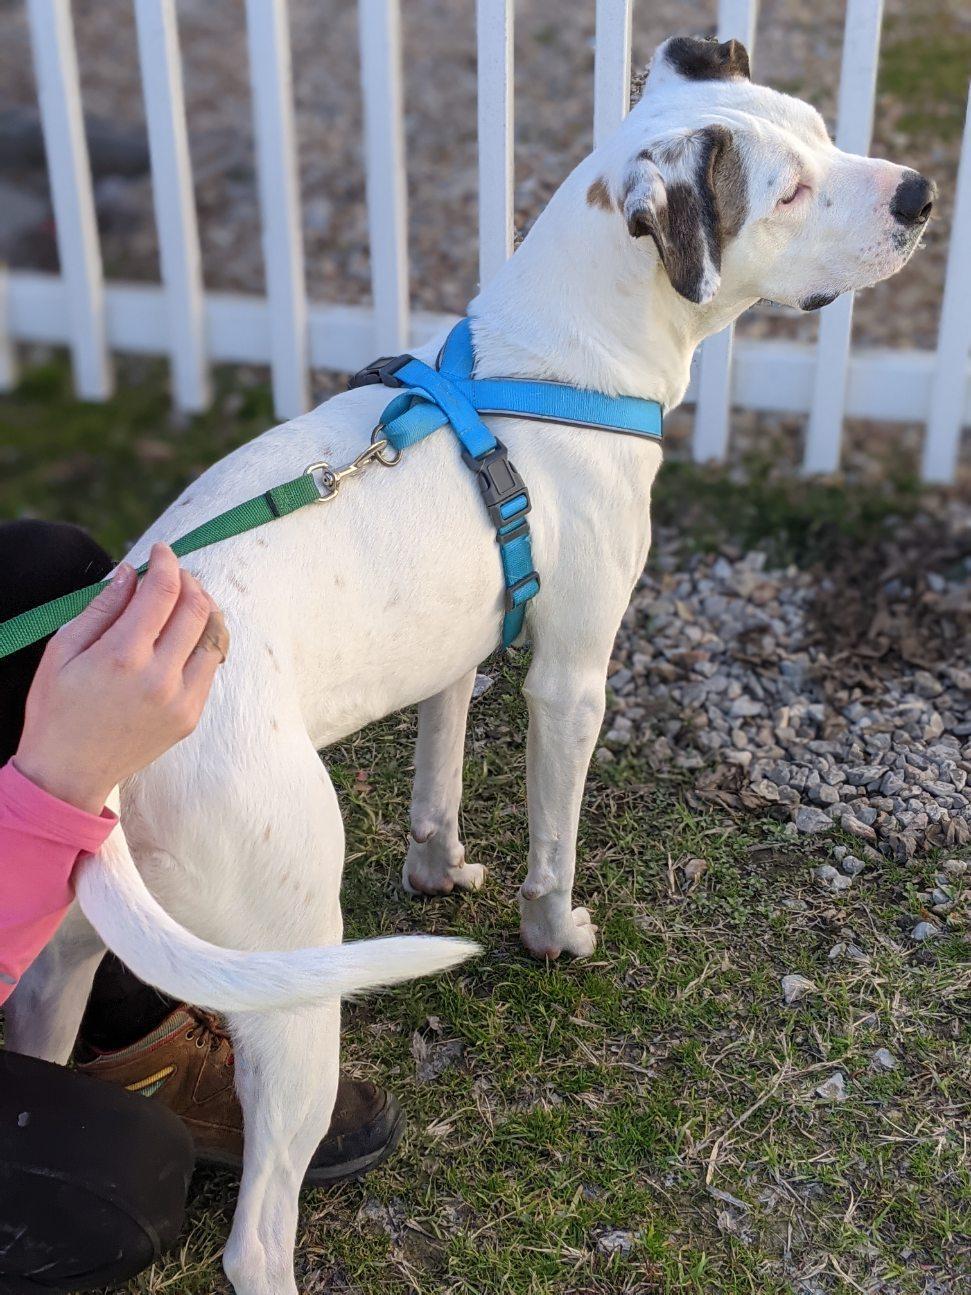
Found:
[53,563,138,661]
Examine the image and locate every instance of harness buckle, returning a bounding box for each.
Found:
[347,355,412,390]
[505,571,541,611]
[462,441,532,529]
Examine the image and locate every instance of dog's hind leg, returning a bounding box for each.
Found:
[222,1002,341,1295]
[4,906,106,1062]
[211,739,345,1295]
[402,668,485,896]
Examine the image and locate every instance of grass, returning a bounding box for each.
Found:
[652,456,923,570]
[1,360,969,1294]
[141,669,967,1295]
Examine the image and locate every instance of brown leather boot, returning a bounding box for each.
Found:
[75,1006,404,1184]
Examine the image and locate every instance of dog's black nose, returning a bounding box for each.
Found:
[890,170,936,226]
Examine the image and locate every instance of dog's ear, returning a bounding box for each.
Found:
[621,125,745,305]
[660,35,751,83]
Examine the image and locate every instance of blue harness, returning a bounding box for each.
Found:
[349,318,664,647]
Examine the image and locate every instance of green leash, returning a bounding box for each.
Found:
[0,440,396,661]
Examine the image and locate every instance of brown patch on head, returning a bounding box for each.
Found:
[586,177,614,212]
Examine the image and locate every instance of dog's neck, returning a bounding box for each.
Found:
[469,147,751,409]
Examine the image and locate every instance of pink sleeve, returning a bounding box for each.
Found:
[0,761,116,1005]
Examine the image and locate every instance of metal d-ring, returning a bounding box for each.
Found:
[370,425,401,466]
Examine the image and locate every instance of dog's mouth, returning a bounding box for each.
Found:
[755,291,843,312]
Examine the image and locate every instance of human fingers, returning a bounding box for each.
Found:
[48,563,137,663]
[102,543,182,654]
[154,571,218,670]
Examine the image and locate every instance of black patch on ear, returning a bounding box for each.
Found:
[692,125,748,256]
[665,35,751,82]
[800,292,838,311]
[661,180,709,303]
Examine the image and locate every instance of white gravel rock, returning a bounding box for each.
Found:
[814,865,852,892]
[795,806,834,835]
[840,855,867,876]
[911,921,942,942]
[814,1071,848,1102]
[596,1229,636,1255]
[871,1048,898,1071]
[781,974,816,1005]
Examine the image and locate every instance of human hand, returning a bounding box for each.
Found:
[13,543,229,815]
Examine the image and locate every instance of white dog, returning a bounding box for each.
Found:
[6,35,933,1295]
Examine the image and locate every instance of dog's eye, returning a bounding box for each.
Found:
[779,182,809,207]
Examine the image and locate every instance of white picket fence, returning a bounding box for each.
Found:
[3,0,971,481]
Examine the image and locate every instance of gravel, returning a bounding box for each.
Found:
[606,507,971,875]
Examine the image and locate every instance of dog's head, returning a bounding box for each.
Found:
[594,35,935,312]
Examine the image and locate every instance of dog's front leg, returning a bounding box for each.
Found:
[4,906,106,1062]
[519,652,608,959]
[403,668,485,895]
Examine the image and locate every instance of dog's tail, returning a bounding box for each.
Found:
[73,825,479,1012]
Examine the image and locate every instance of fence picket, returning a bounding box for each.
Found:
[803,0,884,474]
[0,267,17,391]
[26,0,111,400]
[922,84,971,482]
[134,0,209,413]
[593,0,633,149]
[245,0,308,419]
[692,0,760,465]
[358,0,409,354]
[476,0,515,287]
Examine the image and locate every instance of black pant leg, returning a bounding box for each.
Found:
[0,1050,194,1293]
[80,955,175,1052]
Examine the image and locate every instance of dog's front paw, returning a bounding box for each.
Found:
[519,905,599,960]
[402,835,486,897]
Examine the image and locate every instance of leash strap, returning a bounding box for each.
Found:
[0,474,319,660]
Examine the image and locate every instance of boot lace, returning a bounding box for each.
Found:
[184,1007,234,1063]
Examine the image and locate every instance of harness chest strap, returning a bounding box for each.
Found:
[0,318,663,661]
